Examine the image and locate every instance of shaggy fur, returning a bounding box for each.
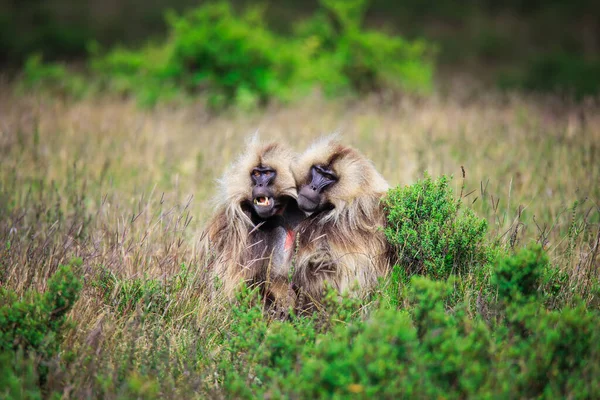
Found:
[202,138,300,310]
[291,138,391,310]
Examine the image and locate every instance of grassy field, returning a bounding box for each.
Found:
[1,86,599,397]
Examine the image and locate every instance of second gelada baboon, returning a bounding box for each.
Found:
[291,137,391,310]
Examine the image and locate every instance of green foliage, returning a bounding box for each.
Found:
[292,308,418,398]
[296,0,435,95]
[25,1,434,107]
[383,173,490,279]
[5,0,600,99]
[408,274,600,398]
[3,257,599,398]
[90,43,178,107]
[211,284,369,397]
[492,244,547,303]
[408,276,493,398]
[19,54,88,98]
[0,260,82,384]
[166,3,302,108]
[21,54,68,89]
[206,274,600,398]
[0,351,43,400]
[215,286,270,397]
[92,264,190,317]
[91,2,308,108]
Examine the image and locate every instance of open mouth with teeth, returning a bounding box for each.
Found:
[252,195,280,218]
[254,197,271,207]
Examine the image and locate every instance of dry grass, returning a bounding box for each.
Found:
[1,87,599,396]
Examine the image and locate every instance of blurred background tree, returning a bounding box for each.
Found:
[1,0,598,97]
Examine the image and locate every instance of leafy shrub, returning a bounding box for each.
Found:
[215,286,271,397]
[408,276,493,398]
[208,272,600,399]
[0,260,82,384]
[291,308,418,398]
[409,274,600,398]
[5,264,597,398]
[92,3,306,108]
[20,54,67,89]
[295,0,435,95]
[83,0,434,107]
[212,284,369,397]
[0,351,44,400]
[513,303,600,397]
[19,54,88,98]
[383,173,490,279]
[90,43,178,107]
[492,244,547,303]
[166,3,302,108]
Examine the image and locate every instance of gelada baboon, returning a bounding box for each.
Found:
[291,138,391,310]
[203,138,303,316]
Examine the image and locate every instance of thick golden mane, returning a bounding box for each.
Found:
[291,137,392,308]
[202,137,298,298]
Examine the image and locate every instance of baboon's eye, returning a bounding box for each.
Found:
[307,165,337,194]
[314,165,338,181]
[251,167,277,185]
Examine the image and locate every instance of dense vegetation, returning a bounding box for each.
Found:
[1,0,599,397]
[20,0,434,108]
[1,158,598,397]
[4,0,600,97]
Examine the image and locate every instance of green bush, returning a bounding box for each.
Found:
[0,260,82,385]
[90,43,178,107]
[295,0,435,95]
[20,54,68,90]
[383,173,490,279]
[206,271,600,398]
[492,244,547,303]
[5,265,597,398]
[408,276,493,398]
[73,1,435,107]
[92,3,306,108]
[0,351,44,400]
[296,0,434,94]
[166,3,302,108]
[19,54,88,98]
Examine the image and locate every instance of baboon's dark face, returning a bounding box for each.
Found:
[251,166,286,219]
[297,165,338,214]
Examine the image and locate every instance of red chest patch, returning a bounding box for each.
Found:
[284,229,296,251]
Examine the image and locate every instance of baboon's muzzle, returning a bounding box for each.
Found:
[252,186,276,218]
[297,185,320,213]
